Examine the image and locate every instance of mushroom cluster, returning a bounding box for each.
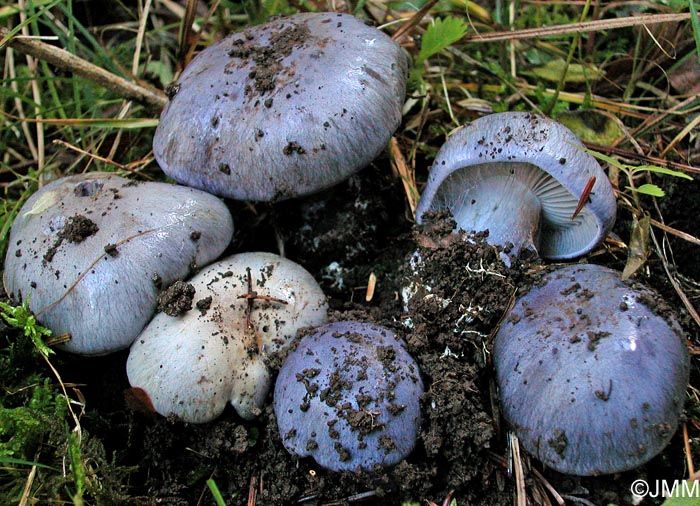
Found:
[3,172,233,355]
[493,263,689,475]
[154,11,409,202]
[416,112,617,260]
[127,252,328,422]
[274,321,423,471]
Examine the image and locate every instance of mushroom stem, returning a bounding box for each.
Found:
[432,163,543,257]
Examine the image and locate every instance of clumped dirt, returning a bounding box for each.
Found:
[227,17,315,101]
[43,214,99,263]
[156,280,196,316]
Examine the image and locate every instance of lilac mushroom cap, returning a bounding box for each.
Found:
[153,12,409,202]
[416,112,617,260]
[127,252,328,422]
[494,264,689,476]
[3,173,233,355]
[274,321,423,471]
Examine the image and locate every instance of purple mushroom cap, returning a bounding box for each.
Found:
[3,173,233,355]
[274,321,423,471]
[494,264,689,476]
[153,12,409,202]
[416,112,617,260]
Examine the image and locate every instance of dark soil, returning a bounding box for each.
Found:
[32,161,698,506]
[156,280,196,316]
[43,214,99,264]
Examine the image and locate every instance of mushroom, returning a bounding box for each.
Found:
[2,172,233,355]
[493,263,689,475]
[126,251,328,422]
[153,11,409,202]
[416,112,617,260]
[274,321,423,471]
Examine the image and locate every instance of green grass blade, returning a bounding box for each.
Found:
[0,455,60,471]
[689,0,700,61]
[206,478,228,506]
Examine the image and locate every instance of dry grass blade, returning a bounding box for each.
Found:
[248,474,257,506]
[464,12,692,42]
[561,495,597,506]
[509,432,527,506]
[650,219,700,247]
[529,467,565,506]
[684,423,695,477]
[660,113,700,158]
[390,0,439,42]
[650,229,700,327]
[18,464,37,506]
[389,137,418,218]
[178,0,199,68]
[52,139,154,176]
[132,0,153,76]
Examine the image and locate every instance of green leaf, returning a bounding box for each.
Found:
[633,165,694,180]
[525,59,604,83]
[579,146,694,181]
[633,184,666,197]
[557,110,624,146]
[416,16,468,65]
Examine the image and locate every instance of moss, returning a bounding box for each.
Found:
[0,380,68,460]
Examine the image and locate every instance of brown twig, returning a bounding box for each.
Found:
[237,267,288,330]
[0,27,167,109]
[463,12,692,42]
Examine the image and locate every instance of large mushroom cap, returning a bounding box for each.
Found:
[154,12,409,202]
[494,264,689,476]
[127,252,328,423]
[274,321,423,471]
[416,112,617,260]
[3,173,233,355]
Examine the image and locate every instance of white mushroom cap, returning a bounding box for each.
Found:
[126,252,328,422]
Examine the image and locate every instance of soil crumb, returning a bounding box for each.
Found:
[43,214,99,263]
[157,280,195,316]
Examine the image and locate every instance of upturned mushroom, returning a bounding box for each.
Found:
[416,112,617,260]
[127,252,328,422]
[3,172,233,355]
[493,264,689,475]
[153,12,409,202]
[274,321,423,471]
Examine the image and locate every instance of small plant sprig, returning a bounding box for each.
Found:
[582,147,693,199]
[415,15,469,66]
[0,299,53,358]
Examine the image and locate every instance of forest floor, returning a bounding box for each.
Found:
[1,1,700,505]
